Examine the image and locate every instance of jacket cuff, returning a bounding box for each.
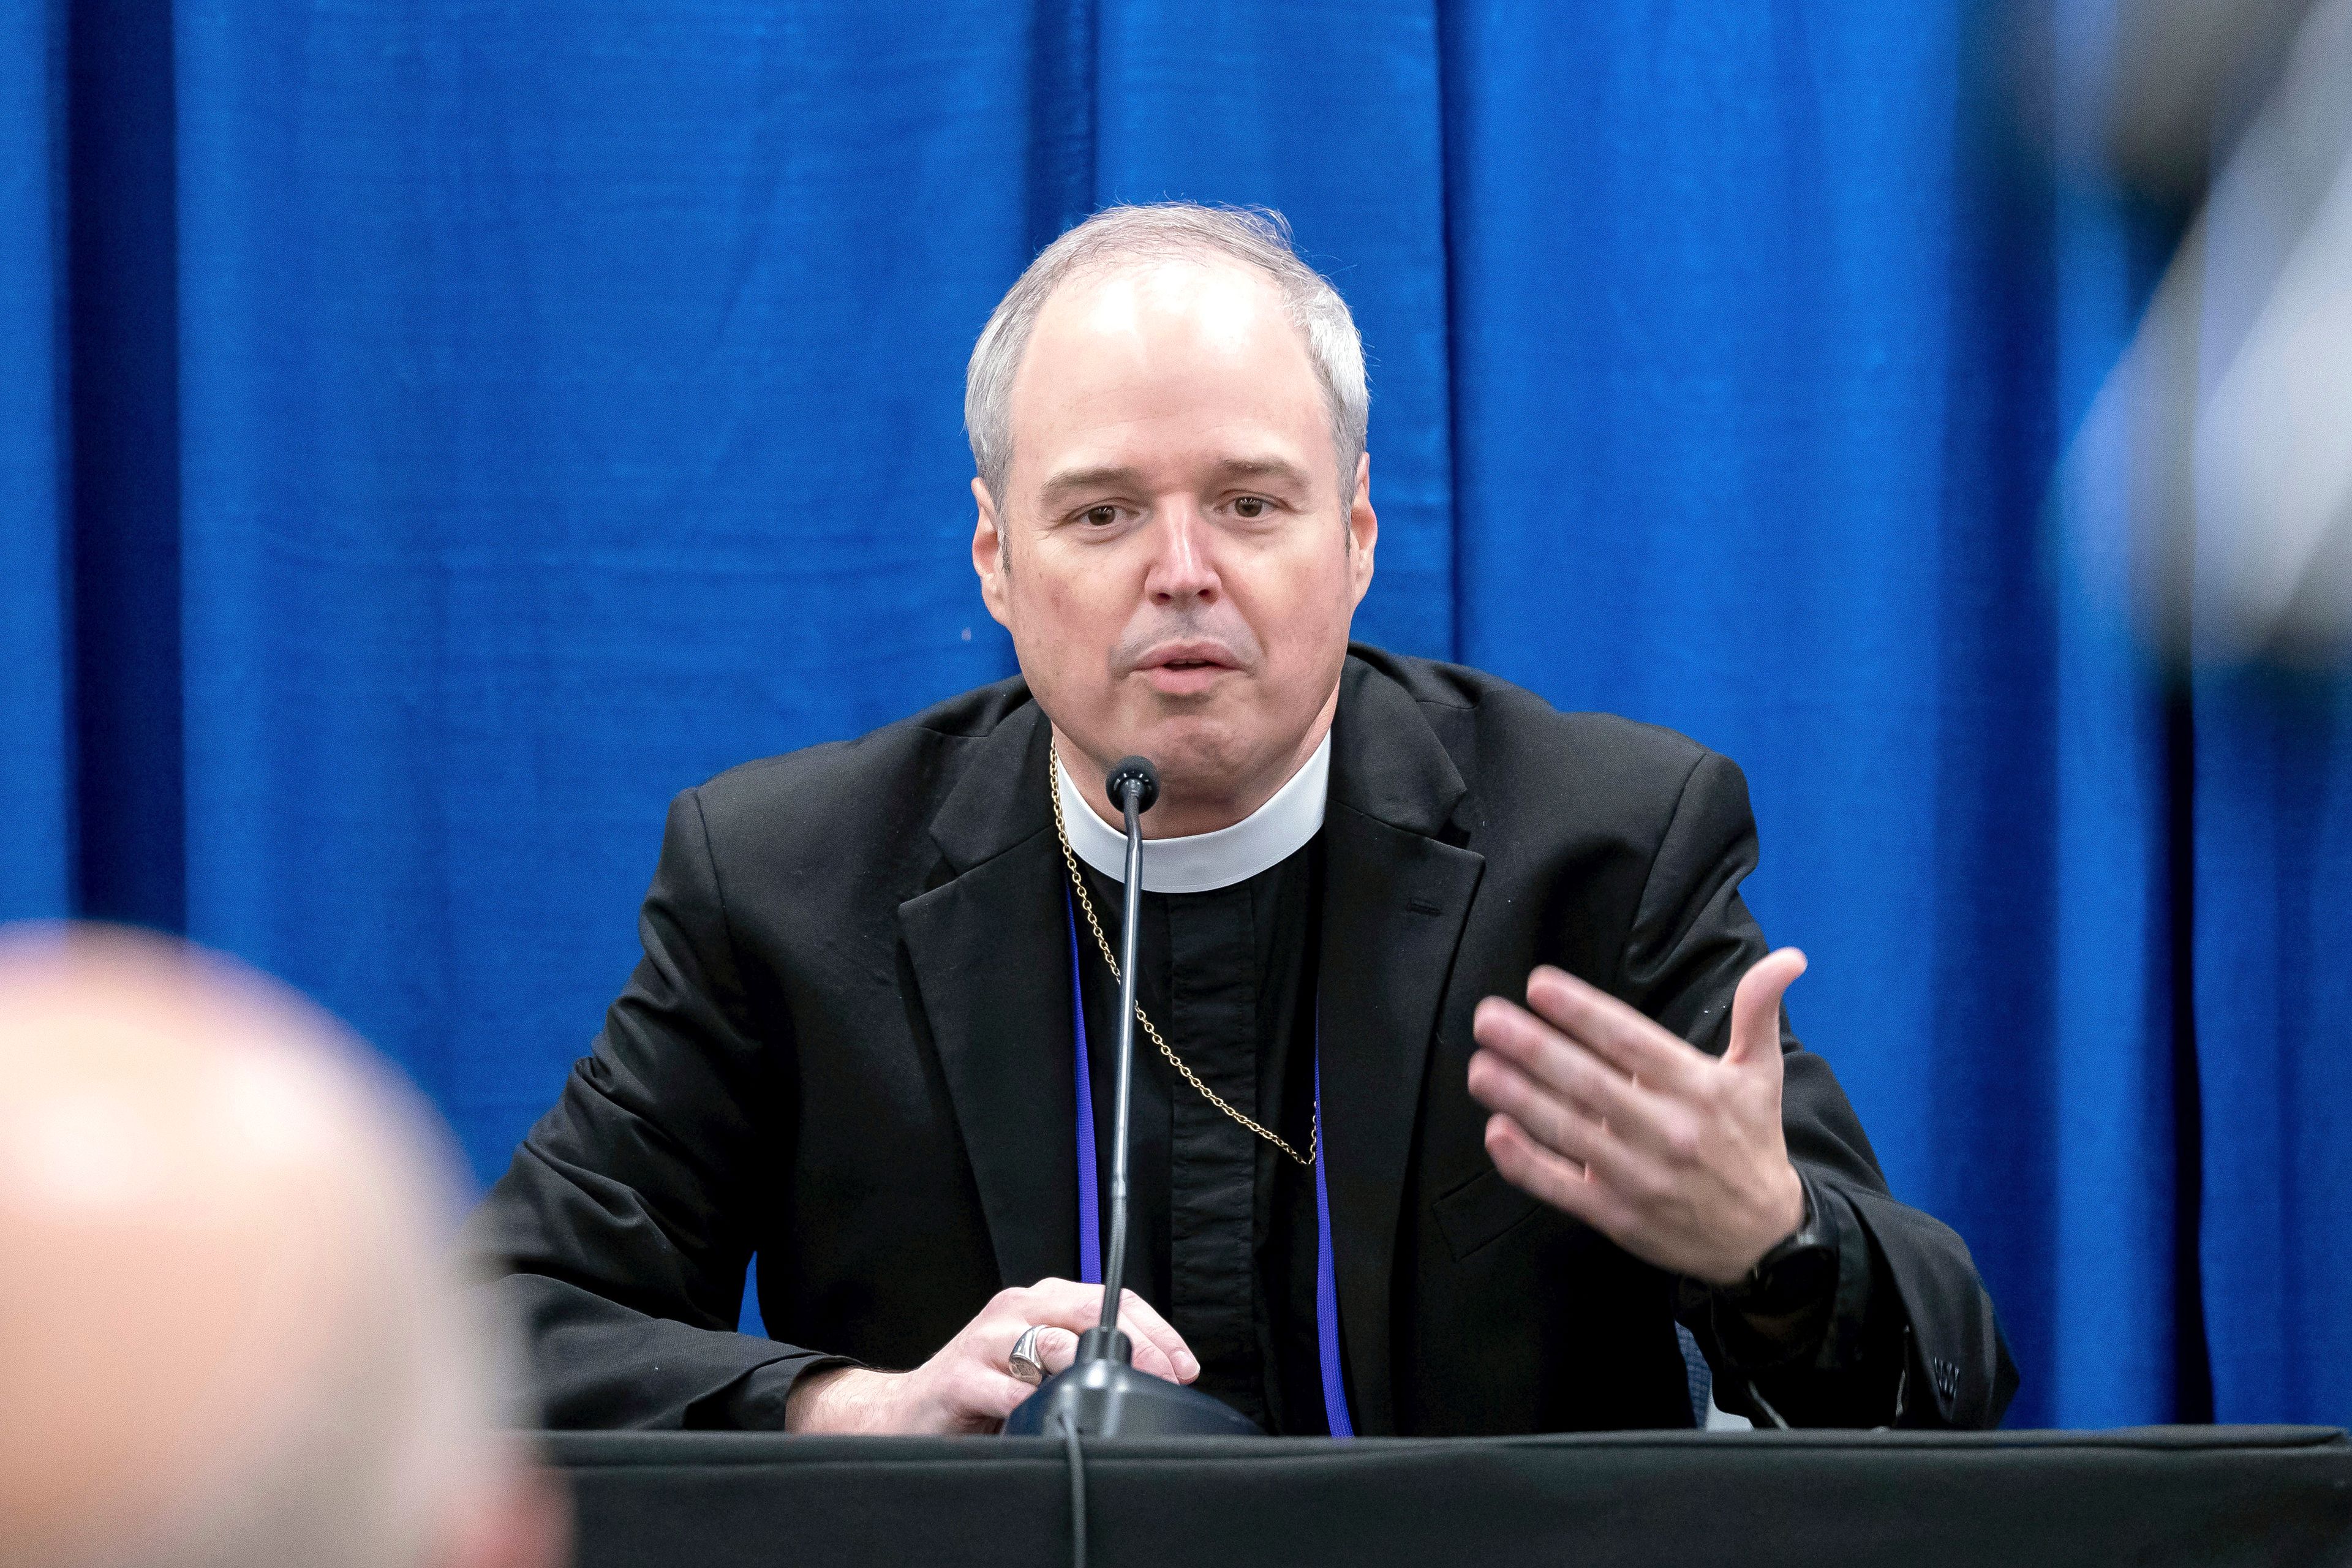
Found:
[701,1350,864,1431]
[1703,1172,1874,1374]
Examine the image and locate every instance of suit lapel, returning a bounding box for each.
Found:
[897,705,1080,1292]
[1317,658,1485,1434]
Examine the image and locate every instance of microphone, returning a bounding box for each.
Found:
[1006,756,1261,1438]
[1104,755,1159,816]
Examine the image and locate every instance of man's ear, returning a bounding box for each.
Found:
[1346,451,1377,608]
[971,477,1013,629]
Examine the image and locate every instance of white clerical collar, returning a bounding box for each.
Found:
[1055,733,1331,894]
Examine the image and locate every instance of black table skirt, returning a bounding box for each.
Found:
[543,1425,2352,1568]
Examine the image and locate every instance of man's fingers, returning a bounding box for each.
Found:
[1483,1114,1629,1235]
[1001,1281,1123,1355]
[1103,1287,1198,1383]
[1011,1280,1198,1384]
[1002,1279,1099,1335]
[969,1368,1044,1424]
[1520,967,1707,1093]
[1471,999,1684,1147]
[1725,948,1807,1068]
[1000,1284,1172,1378]
[1031,1325,1080,1378]
[1466,1048,1648,1189]
[1117,1320,1183,1382]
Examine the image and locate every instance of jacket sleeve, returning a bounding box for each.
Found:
[1617,749,2018,1429]
[462,786,846,1430]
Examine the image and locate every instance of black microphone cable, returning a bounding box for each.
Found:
[1052,1405,1089,1568]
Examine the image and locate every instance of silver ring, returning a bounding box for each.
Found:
[1008,1324,1051,1385]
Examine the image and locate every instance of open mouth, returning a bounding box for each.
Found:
[1136,644,1240,693]
[1138,639,1240,674]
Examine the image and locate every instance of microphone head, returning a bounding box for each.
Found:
[1105,756,1160,815]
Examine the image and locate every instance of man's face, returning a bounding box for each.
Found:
[971,260,1376,832]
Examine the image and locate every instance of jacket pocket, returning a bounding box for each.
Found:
[1433,1164,1543,1262]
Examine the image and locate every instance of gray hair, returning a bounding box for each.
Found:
[964,202,1370,507]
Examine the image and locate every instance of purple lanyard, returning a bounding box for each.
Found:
[1065,891,1355,1439]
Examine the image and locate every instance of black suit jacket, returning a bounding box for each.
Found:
[472,647,2016,1432]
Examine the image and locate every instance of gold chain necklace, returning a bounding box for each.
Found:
[1049,745,1317,1168]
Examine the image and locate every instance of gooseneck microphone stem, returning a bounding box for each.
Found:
[1006,750,1252,1434]
[1098,778,1145,1336]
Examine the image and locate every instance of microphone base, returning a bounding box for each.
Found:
[1005,1330,1262,1439]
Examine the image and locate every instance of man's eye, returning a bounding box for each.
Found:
[1082,505,1121,527]
[1233,496,1269,519]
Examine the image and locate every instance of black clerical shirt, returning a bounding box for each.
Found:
[1070,843,1334,1434]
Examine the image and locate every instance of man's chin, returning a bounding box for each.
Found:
[1054,698,1305,834]
[1115,722,1262,807]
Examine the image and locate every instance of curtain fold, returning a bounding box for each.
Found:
[0,0,68,919]
[3,0,2345,1430]
[2193,672,2352,1427]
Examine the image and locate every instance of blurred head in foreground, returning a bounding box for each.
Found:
[0,926,566,1568]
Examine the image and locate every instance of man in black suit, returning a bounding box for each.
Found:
[472,202,2015,1436]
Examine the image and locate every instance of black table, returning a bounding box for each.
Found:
[546,1425,2352,1567]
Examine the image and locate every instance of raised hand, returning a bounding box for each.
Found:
[1466,952,1810,1285]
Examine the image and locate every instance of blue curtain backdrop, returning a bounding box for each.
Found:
[4,1,2346,1431]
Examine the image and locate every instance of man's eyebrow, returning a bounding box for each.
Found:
[1036,466,1146,507]
[1205,456,1314,488]
[1034,455,1316,508]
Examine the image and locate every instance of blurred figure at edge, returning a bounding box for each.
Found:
[0,925,568,1568]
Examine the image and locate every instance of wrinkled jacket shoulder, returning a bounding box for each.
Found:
[682,675,1039,873]
[1346,644,1723,824]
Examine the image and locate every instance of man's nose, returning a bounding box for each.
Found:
[1144,503,1220,603]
